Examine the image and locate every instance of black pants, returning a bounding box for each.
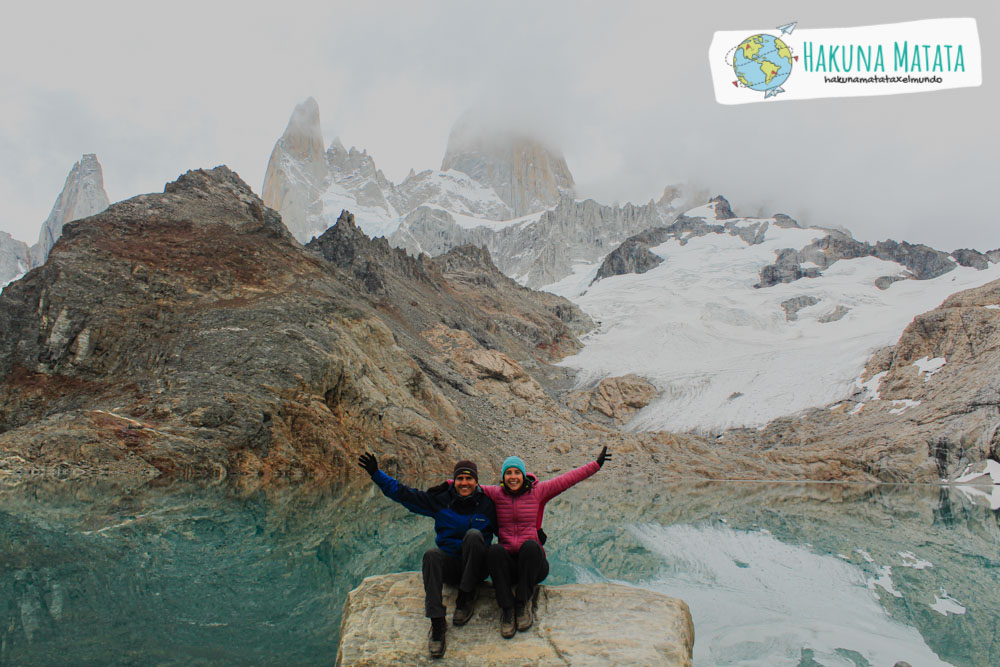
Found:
[422,529,488,618]
[486,539,549,610]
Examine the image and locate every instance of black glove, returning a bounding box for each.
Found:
[425,481,451,494]
[537,528,548,546]
[358,452,378,477]
[596,446,611,468]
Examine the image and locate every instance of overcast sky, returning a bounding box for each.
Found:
[1,1,996,251]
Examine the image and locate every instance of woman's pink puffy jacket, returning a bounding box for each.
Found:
[481,461,600,554]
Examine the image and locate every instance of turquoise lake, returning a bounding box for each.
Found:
[2,479,997,666]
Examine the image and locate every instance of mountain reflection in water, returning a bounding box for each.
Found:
[1,479,997,666]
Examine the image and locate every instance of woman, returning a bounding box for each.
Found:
[481,446,611,638]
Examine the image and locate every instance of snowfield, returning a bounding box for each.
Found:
[547,217,1000,433]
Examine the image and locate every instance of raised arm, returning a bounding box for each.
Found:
[534,447,611,502]
[359,452,440,517]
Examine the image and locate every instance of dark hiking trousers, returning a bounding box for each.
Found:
[486,539,549,610]
[422,529,488,618]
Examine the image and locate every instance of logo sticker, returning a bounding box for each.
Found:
[709,18,981,104]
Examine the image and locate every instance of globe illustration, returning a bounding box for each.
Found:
[733,34,792,92]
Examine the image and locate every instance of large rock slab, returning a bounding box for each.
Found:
[336,572,693,666]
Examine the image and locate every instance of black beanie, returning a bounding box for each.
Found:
[452,460,479,481]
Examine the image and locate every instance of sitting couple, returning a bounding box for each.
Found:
[358,447,611,659]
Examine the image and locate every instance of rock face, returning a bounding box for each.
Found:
[336,572,694,666]
[0,167,592,481]
[754,231,971,288]
[567,374,658,424]
[29,154,110,267]
[441,113,575,219]
[260,97,328,242]
[592,236,664,283]
[0,232,30,288]
[394,197,668,289]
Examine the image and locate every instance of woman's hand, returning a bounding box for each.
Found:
[597,446,612,468]
[358,452,379,477]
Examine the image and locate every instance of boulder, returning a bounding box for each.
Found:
[568,374,658,424]
[336,572,694,666]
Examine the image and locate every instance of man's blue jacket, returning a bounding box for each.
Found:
[371,469,497,558]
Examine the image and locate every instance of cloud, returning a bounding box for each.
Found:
[0,1,996,252]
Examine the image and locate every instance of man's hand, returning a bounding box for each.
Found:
[425,481,451,494]
[358,452,379,477]
[596,446,612,468]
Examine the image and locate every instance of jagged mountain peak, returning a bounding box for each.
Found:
[30,153,110,268]
[263,99,406,242]
[261,98,329,241]
[440,110,575,219]
[280,97,324,158]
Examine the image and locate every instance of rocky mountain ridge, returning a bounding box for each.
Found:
[260,98,708,287]
[5,164,984,486]
[592,196,998,291]
[0,166,601,482]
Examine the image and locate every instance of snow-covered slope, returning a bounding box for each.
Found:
[396,169,513,221]
[549,207,1000,433]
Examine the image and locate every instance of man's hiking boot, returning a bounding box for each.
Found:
[500,607,516,639]
[515,600,533,632]
[428,617,447,659]
[453,587,478,626]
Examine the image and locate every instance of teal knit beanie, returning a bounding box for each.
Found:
[501,456,526,476]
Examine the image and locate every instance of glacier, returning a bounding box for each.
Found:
[547,212,1000,433]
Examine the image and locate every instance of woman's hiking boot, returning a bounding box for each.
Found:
[500,607,516,638]
[452,587,478,626]
[428,617,447,659]
[515,600,533,632]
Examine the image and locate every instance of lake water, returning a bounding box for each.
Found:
[2,479,997,665]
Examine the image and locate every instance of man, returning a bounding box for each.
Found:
[358,452,496,660]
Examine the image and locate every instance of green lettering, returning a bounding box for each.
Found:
[944,44,953,70]
[922,45,931,70]
[956,44,965,72]
[894,41,908,71]
[874,45,884,72]
[817,44,827,72]
[803,41,813,71]
[910,44,921,71]
[830,45,840,72]
[858,45,870,72]
[843,45,854,72]
[932,45,942,72]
